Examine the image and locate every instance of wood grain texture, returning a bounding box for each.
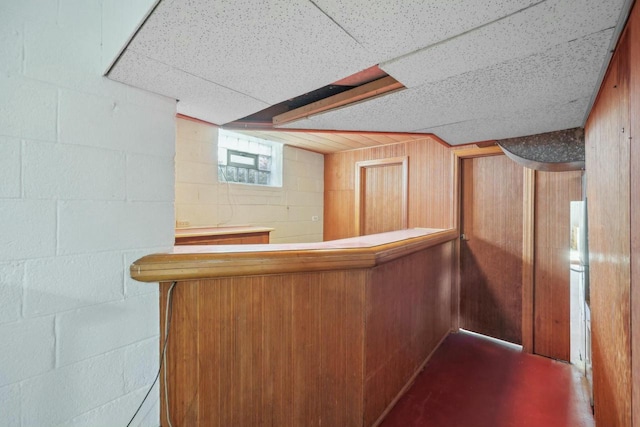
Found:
[157,241,455,426]
[160,270,367,427]
[273,76,403,126]
[406,140,455,229]
[175,231,270,245]
[355,157,408,235]
[585,25,632,427]
[230,128,447,154]
[160,281,199,427]
[132,229,457,282]
[521,168,535,353]
[459,155,524,344]
[324,138,453,240]
[365,242,454,426]
[629,3,640,426]
[533,171,582,361]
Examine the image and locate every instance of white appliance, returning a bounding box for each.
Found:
[570,200,592,405]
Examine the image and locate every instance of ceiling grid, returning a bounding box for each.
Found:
[108,0,629,147]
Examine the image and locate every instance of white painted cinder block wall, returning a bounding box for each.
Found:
[0,1,174,426]
[175,118,324,243]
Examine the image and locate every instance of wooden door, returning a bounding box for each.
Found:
[356,158,408,236]
[460,155,524,344]
[533,171,582,361]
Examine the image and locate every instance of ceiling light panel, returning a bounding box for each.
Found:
[310,0,539,62]
[109,50,270,124]
[123,0,376,106]
[282,29,612,140]
[381,0,625,88]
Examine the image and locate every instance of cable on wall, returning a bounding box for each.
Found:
[217,165,236,226]
[126,281,177,427]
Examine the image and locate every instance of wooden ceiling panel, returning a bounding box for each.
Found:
[226,129,439,154]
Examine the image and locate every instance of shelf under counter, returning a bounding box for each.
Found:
[174,225,273,245]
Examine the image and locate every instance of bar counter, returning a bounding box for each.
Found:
[130,228,457,427]
[131,227,457,282]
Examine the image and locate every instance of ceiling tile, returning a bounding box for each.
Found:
[311,0,539,61]
[381,0,624,87]
[282,29,613,142]
[124,0,376,105]
[417,97,591,145]
[109,49,270,124]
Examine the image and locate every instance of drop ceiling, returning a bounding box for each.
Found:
[108,0,631,148]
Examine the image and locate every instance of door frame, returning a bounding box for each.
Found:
[452,146,535,352]
[354,156,409,236]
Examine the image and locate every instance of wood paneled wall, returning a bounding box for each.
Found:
[324,138,453,240]
[630,4,640,424]
[356,158,408,235]
[160,270,368,427]
[533,171,582,360]
[585,3,637,424]
[365,242,453,425]
[158,241,454,427]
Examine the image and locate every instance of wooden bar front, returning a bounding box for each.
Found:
[131,229,457,427]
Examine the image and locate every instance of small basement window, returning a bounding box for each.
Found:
[217,129,283,187]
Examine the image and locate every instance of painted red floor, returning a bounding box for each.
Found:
[379,331,594,427]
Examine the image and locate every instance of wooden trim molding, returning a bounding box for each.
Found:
[131,228,458,282]
[272,76,404,126]
[354,156,409,236]
[452,145,504,159]
[521,168,536,353]
[451,146,505,333]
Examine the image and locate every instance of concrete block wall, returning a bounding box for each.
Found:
[175,118,324,243]
[0,1,173,426]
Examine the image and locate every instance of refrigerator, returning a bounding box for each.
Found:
[570,200,592,405]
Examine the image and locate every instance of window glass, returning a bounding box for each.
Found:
[218,129,283,187]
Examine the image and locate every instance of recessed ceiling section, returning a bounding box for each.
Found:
[271,75,404,126]
[118,0,376,106]
[282,28,615,144]
[229,65,401,127]
[106,0,629,146]
[227,130,434,154]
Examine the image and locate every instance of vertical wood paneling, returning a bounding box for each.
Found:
[157,240,455,427]
[262,276,294,425]
[198,280,222,426]
[364,243,453,426]
[160,281,200,427]
[585,25,632,427]
[630,3,640,425]
[324,138,453,240]
[522,168,535,353]
[161,270,368,427]
[325,190,356,240]
[533,171,582,361]
[362,163,404,235]
[406,140,455,229]
[459,155,524,344]
[292,274,322,426]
